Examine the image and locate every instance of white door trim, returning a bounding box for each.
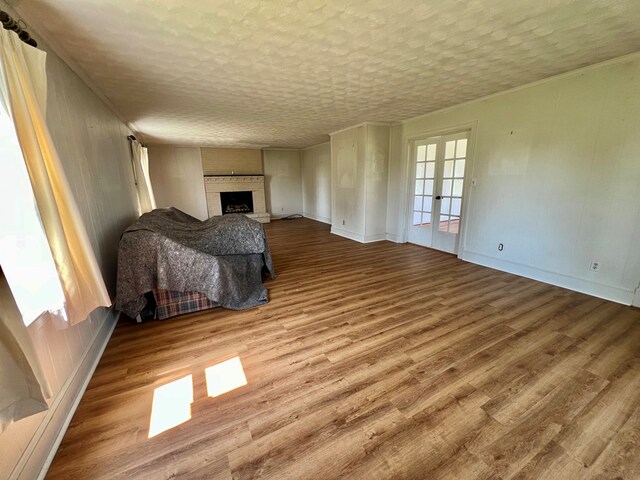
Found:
[633,282,640,307]
[403,121,478,259]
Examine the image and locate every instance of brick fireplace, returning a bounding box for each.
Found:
[203,175,270,223]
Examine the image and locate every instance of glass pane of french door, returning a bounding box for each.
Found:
[437,136,467,235]
[412,142,436,228]
[408,137,439,248]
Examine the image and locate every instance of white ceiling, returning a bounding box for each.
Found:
[10,0,640,148]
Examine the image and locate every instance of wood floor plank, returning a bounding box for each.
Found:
[556,358,640,468]
[481,344,593,426]
[510,441,587,480]
[586,407,640,480]
[479,369,608,479]
[46,218,640,479]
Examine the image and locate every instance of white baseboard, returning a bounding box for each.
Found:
[330,227,389,244]
[363,233,387,243]
[385,233,405,243]
[331,227,365,243]
[462,250,635,305]
[302,212,331,225]
[11,309,118,480]
[270,213,299,220]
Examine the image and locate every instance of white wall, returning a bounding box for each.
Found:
[301,142,331,224]
[147,146,209,220]
[263,149,303,218]
[331,126,366,238]
[331,124,389,242]
[149,147,304,221]
[386,123,404,243]
[0,12,139,479]
[388,55,640,304]
[364,125,389,240]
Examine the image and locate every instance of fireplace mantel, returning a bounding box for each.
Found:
[203,175,270,223]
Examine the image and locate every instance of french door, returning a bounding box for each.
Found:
[407,130,469,254]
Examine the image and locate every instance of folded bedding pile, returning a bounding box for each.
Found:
[115,207,275,319]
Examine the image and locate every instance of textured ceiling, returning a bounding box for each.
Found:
[10,0,640,148]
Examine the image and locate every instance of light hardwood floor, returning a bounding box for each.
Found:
[47,218,640,479]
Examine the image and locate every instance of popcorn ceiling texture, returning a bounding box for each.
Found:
[13,0,640,148]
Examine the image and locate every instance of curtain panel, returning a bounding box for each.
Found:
[0,26,110,325]
[0,270,49,433]
[130,138,156,214]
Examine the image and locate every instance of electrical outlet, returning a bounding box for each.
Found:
[590,261,601,272]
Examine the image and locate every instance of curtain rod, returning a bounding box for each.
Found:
[127,134,146,148]
[0,10,37,47]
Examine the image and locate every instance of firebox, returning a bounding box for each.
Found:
[220,191,253,214]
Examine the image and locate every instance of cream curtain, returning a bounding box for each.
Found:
[0,270,49,433]
[0,27,110,325]
[130,138,156,214]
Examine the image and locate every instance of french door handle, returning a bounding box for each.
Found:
[435,195,442,200]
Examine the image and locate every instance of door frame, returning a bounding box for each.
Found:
[633,283,640,308]
[403,121,478,259]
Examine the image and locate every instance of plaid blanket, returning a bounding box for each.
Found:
[153,289,218,320]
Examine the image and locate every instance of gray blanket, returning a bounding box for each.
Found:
[115,208,275,319]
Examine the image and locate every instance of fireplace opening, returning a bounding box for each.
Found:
[220,191,253,214]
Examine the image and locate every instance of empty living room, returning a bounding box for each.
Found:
[0,1,639,479]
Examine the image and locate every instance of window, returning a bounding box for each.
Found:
[0,107,65,325]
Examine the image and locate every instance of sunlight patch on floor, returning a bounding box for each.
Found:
[148,375,193,438]
[205,356,247,398]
